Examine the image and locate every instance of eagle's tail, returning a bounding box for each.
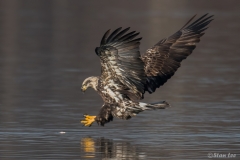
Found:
[138,101,171,110]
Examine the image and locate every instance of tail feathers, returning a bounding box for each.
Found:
[139,101,171,110]
[146,101,171,109]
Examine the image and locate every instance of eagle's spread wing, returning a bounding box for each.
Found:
[95,28,146,99]
[142,14,214,93]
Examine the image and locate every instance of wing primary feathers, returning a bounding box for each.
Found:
[100,29,111,46]
[127,37,142,43]
[118,31,136,41]
[189,17,213,30]
[179,14,197,30]
[106,27,122,43]
[187,13,213,28]
[112,27,130,42]
[119,32,140,42]
[188,19,213,34]
[187,13,209,27]
[198,27,208,33]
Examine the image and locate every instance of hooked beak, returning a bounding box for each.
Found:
[81,85,87,93]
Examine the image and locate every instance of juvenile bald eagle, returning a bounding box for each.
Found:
[81,14,213,126]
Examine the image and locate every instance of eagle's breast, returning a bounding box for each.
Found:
[97,78,125,105]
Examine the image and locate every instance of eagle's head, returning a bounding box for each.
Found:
[81,76,99,92]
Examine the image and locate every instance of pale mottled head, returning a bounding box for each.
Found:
[81,76,99,92]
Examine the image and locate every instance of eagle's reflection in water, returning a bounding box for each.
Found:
[80,137,146,159]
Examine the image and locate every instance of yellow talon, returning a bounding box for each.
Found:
[80,115,96,127]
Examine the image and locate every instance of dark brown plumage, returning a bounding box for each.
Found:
[81,14,213,126]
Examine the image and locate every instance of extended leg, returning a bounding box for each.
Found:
[95,103,114,126]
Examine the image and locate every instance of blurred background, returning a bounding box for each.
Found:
[0,0,239,159]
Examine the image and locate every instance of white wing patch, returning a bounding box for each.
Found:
[103,80,123,103]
